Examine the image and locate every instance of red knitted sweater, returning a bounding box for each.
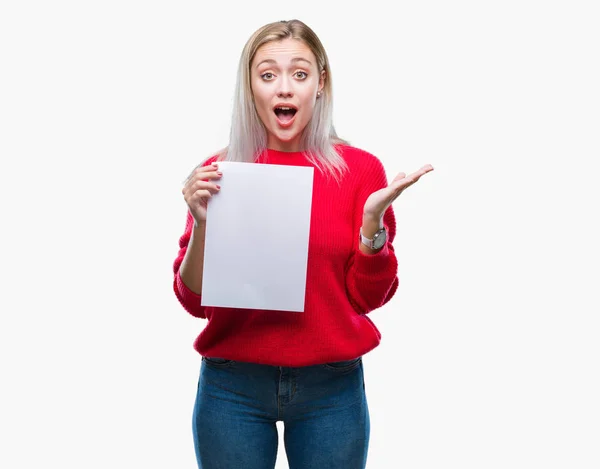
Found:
[172,144,399,367]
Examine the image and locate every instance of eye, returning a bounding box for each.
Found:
[260,72,275,81]
[295,71,308,79]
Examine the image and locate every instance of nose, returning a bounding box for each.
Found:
[276,74,293,98]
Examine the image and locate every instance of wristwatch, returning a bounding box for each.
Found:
[359,227,387,250]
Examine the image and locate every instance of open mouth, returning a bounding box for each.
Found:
[273,106,297,126]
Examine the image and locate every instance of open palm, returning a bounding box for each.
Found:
[363,164,434,220]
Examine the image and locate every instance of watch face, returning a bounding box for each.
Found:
[373,229,387,249]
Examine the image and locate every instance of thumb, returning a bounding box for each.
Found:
[391,172,406,183]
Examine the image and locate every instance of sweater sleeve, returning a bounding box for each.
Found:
[344,154,399,314]
[172,210,207,319]
[172,155,219,319]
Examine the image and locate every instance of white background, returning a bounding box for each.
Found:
[1,0,599,468]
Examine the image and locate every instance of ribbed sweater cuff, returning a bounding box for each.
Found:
[353,241,398,275]
[175,270,205,318]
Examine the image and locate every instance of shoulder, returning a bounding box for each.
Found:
[202,154,219,166]
[334,144,386,173]
[198,147,227,168]
[334,144,389,190]
[184,149,225,182]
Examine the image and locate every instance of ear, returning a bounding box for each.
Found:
[319,70,326,93]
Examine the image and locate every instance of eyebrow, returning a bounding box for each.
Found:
[255,57,313,69]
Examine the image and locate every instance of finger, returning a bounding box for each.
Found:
[413,165,434,179]
[390,164,432,186]
[183,174,221,193]
[198,182,221,195]
[183,165,210,185]
[183,181,221,199]
[401,165,433,185]
[187,189,214,206]
[201,168,223,180]
[391,172,406,183]
[191,177,222,191]
[389,175,419,194]
[193,169,223,185]
[183,163,221,185]
[385,165,433,200]
[402,164,433,179]
[183,179,206,196]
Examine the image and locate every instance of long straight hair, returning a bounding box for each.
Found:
[202,20,349,182]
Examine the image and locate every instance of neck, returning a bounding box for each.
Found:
[266,135,304,152]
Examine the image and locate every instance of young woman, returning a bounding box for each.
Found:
[173,19,433,469]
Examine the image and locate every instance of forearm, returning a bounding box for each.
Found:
[358,214,385,255]
[346,243,399,314]
[178,221,207,294]
[346,206,399,314]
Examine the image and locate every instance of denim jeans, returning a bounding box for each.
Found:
[192,356,370,469]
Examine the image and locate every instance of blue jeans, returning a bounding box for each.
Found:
[192,356,370,469]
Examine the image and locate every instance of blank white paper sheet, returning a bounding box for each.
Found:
[201,161,314,312]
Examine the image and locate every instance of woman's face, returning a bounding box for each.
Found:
[251,38,324,152]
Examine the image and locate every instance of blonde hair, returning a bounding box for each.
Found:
[200,19,349,182]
